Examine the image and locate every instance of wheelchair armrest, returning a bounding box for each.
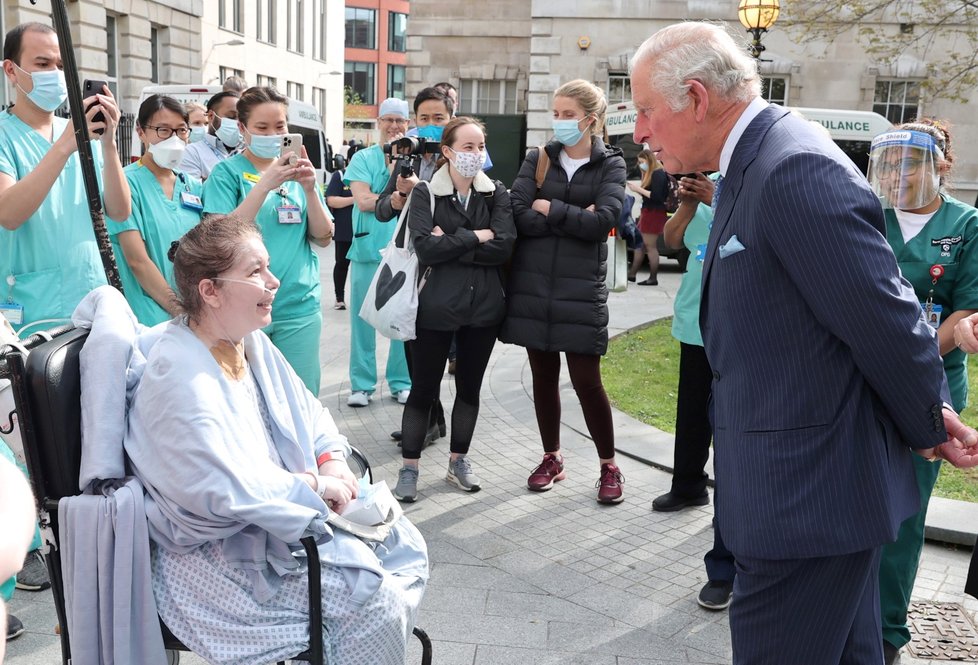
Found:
[299,535,324,663]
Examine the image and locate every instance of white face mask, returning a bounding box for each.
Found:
[448,148,486,178]
[148,134,187,170]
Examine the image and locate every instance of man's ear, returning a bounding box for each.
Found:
[687,80,711,123]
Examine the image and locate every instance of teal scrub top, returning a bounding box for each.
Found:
[109,162,203,326]
[672,203,713,346]
[202,153,321,320]
[0,111,107,335]
[343,144,398,263]
[884,195,978,411]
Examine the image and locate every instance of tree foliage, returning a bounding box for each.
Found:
[782,1,978,102]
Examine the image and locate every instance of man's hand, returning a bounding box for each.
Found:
[396,173,419,195]
[919,409,978,468]
[953,313,978,353]
[678,173,714,206]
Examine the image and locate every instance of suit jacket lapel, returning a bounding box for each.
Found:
[701,105,792,290]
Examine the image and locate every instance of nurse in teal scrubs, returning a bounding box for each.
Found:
[202,86,333,395]
[869,119,978,664]
[110,95,203,325]
[0,22,130,337]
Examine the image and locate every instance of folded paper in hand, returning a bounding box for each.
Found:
[325,478,402,542]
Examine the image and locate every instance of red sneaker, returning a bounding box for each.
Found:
[527,453,566,491]
[596,463,624,504]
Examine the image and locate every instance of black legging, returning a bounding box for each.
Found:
[400,325,499,460]
[671,342,713,498]
[526,349,615,459]
[333,240,352,303]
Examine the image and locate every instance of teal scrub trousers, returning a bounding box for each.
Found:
[348,260,411,395]
[264,311,323,397]
[879,453,942,649]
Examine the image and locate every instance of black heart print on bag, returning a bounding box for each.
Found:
[375,263,407,310]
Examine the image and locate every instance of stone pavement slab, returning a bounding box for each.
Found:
[6,251,977,665]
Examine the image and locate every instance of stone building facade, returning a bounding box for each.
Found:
[406,0,978,201]
[2,0,203,115]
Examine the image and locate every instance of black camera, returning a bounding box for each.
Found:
[382,136,440,159]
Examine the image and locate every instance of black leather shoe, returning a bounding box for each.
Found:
[422,422,440,448]
[697,580,733,610]
[651,491,709,512]
[390,430,402,441]
[637,276,658,286]
[883,641,900,665]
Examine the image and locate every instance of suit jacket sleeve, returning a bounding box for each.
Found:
[760,151,948,448]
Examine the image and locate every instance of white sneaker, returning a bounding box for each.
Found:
[347,391,370,407]
[395,389,410,404]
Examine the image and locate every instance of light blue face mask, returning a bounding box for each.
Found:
[416,124,444,142]
[189,126,207,143]
[553,118,589,146]
[216,116,242,147]
[15,65,67,112]
[247,132,283,159]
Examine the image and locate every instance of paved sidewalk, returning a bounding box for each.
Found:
[5,251,976,664]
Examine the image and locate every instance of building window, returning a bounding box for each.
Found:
[219,0,244,33]
[287,0,304,53]
[386,64,406,100]
[220,66,246,83]
[761,76,788,105]
[345,61,376,105]
[459,79,517,114]
[256,74,278,89]
[388,12,407,53]
[257,0,277,45]
[106,15,119,98]
[313,0,328,61]
[287,81,304,101]
[873,80,921,124]
[149,27,161,83]
[607,73,630,104]
[345,8,376,49]
[312,86,326,118]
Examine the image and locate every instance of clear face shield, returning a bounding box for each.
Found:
[867,130,943,210]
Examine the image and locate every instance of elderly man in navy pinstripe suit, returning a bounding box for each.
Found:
[631,22,978,665]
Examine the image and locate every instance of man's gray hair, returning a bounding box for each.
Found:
[630,22,761,112]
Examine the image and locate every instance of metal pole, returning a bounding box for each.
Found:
[30,0,124,292]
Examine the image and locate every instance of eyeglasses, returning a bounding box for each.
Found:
[378,117,409,125]
[144,125,191,139]
[875,157,924,177]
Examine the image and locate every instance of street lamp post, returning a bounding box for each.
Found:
[738,0,781,59]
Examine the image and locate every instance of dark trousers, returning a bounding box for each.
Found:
[730,548,883,665]
[332,240,352,303]
[672,342,712,498]
[400,325,498,459]
[526,350,615,459]
[705,514,736,584]
[404,338,445,433]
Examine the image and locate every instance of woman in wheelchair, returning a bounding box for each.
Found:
[124,214,428,664]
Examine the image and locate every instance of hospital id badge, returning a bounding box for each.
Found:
[0,301,24,326]
[180,191,203,211]
[922,301,943,329]
[277,204,301,224]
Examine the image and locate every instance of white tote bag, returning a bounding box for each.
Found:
[605,233,628,293]
[359,186,434,341]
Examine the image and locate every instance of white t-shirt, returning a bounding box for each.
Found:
[559,150,590,181]
[893,208,938,243]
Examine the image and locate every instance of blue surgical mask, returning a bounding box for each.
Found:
[247,131,283,159]
[638,162,649,172]
[189,126,207,143]
[216,116,241,147]
[15,65,67,112]
[416,124,444,142]
[553,118,588,146]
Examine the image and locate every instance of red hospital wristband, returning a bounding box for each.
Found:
[317,451,345,466]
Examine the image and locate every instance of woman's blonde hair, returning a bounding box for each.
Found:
[638,148,661,190]
[554,79,608,137]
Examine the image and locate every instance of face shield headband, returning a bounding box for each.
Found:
[868,130,943,210]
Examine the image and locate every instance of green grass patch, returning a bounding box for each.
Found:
[603,317,978,503]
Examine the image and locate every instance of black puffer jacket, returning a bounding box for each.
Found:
[408,165,516,331]
[500,138,626,355]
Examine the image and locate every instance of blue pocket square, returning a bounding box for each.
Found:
[719,235,746,259]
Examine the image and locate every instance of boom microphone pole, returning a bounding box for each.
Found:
[29,0,123,292]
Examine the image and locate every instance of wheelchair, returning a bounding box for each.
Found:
[0,325,432,665]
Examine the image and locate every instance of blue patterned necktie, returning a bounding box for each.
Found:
[711,174,724,211]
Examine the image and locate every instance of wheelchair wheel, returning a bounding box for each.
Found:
[166,650,180,665]
[347,446,372,482]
